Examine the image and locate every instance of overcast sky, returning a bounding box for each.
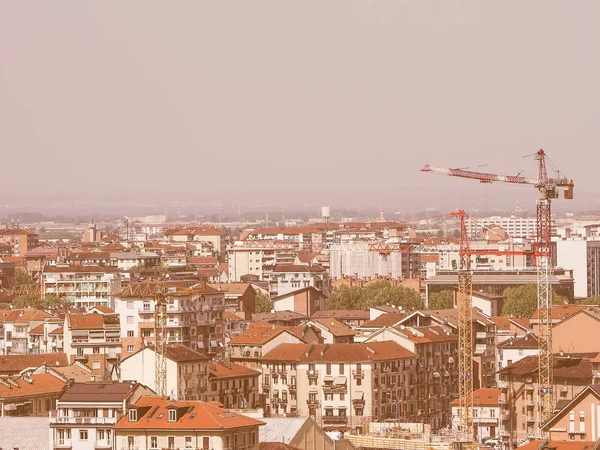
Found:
[1,1,599,214]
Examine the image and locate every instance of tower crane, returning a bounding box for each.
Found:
[154,285,168,397]
[422,149,574,432]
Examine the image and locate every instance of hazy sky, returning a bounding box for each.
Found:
[1,2,599,214]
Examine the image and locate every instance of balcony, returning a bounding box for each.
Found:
[352,399,365,406]
[262,384,270,391]
[306,398,319,406]
[323,415,348,425]
[525,400,535,407]
[94,440,112,448]
[288,385,297,392]
[306,369,318,378]
[526,415,536,423]
[50,416,117,425]
[498,381,508,389]
[53,439,72,448]
[323,384,347,394]
[352,369,364,379]
[525,384,534,391]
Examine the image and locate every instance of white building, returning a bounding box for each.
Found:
[227,241,296,282]
[118,344,209,401]
[555,237,600,299]
[269,264,328,297]
[49,381,153,450]
[467,216,554,239]
[451,388,501,442]
[497,334,539,373]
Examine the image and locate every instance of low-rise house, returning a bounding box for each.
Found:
[119,344,209,401]
[115,396,264,450]
[552,308,600,354]
[49,381,154,450]
[0,369,67,417]
[491,317,530,345]
[0,308,54,355]
[310,310,370,329]
[0,352,69,376]
[208,360,261,409]
[260,416,356,450]
[451,388,501,442]
[355,313,407,342]
[497,334,539,373]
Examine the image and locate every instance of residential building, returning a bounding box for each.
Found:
[470,291,504,318]
[119,344,209,401]
[310,310,371,329]
[0,369,67,417]
[228,240,296,282]
[208,360,261,409]
[0,228,39,256]
[308,318,355,344]
[531,305,599,335]
[209,282,256,320]
[466,216,546,239]
[261,341,417,430]
[230,326,304,370]
[110,251,160,271]
[49,381,154,450]
[555,236,600,298]
[552,308,600,354]
[166,226,227,258]
[62,312,121,377]
[272,286,327,317]
[252,311,307,327]
[260,416,356,450]
[543,384,600,441]
[115,396,264,450]
[0,260,15,289]
[269,265,328,297]
[42,265,121,308]
[0,352,69,376]
[0,308,53,355]
[497,334,539,373]
[451,388,501,442]
[223,311,249,352]
[491,317,531,345]
[365,326,459,428]
[498,354,594,444]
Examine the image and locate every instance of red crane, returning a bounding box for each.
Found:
[422,149,574,433]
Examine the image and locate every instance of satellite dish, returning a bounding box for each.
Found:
[400,325,405,330]
[270,309,275,314]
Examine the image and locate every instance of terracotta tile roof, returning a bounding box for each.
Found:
[0,353,68,374]
[60,381,140,402]
[371,305,405,315]
[91,305,115,314]
[252,311,307,323]
[491,316,531,331]
[262,341,416,363]
[311,310,370,320]
[44,265,119,273]
[531,304,593,320]
[209,361,260,380]
[208,283,251,296]
[297,253,316,263]
[116,396,264,430]
[361,313,406,328]
[70,251,111,260]
[0,308,52,324]
[498,333,538,349]
[68,313,107,330]
[510,317,531,330]
[121,344,209,365]
[450,388,499,406]
[0,229,36,236]
[311,318,355,337]
[288,325,322,342]
[230,327,291,345]
[543,385,600,430]
[518,441,597,450]
[53,364,94,383]
[0,373,66,399]
[28,324,45,335]
[259,443,301,450]
[188,256,218,265]
[272,286,327,301]
[272,264,326,273]
[393,325,458,344]
[167,226,226,237]
[49,326,63,335]
[223,311,245,321]
[499,355,593,379]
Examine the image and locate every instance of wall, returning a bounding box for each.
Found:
[553,312,600,353]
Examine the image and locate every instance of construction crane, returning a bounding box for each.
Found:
[154,285,168,397]
[422,149,574,432]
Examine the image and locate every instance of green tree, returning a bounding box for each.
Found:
[501,284,567,317]
[326,281,424,310]
[578,296,600,306]
[428,290,454,310]
[0,303,10,310]
[12,294,65,310]
[14,269,34,286]
[255,292,274,313]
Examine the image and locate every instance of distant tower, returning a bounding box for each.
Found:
[379,205,385,222]
[514,201,522,217]
[321,206,331,224]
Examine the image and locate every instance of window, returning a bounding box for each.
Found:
[128,436,135,450]
[340,393,345,401]
[203,437,210,449]
[168,436,175,449]
[185,436,192,448]
[127,330,134,338]
[326,363,331,375]
[151,436,158,448]
[129,409,137,421]
[127,345,134,353]
[490,409,496,418]
[79,430,88,441]
[93,347,100,354]
[339,363,345,375]
[142,329,152,337]
[127,301,134,309]
[357,377,362,386]
[168,409,177,422]
[127,316,134,324]
[92,360,100,370]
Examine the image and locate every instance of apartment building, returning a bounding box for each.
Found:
[63,312,121,377]
[0,228,39,256]
[228,240,296,282]
[0,260,15,289]
[119,344,209,401]
[208,360,261,409]
[230,326,304,371]
[543,384,600,441]
[269,264,328,297]
[552,308,600,354]
[366,326,459,428]
[42,265,121,308]
[261,342,416,430]
[272,286,327,317]
[208,282,256,320]
[28,318,64,354]
[466,216,546,239]
[166,226,227,257]
[497,334,539,373]
[308,318,355,344]
[555,236,600,298]
[491,317,530,345]
[0,369,66,417]
[498,354,593,444]
[115,281,226,356]
[310,310,371,329]
[451,388,501,442]
[115,396,264,450]
[49,381,153,450]
[0,308,53,355]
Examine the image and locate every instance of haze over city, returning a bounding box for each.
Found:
[1,2,599,217]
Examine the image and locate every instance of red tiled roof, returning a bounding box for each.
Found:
[262,341,416,362]
[499,355,593,379]
[450,388,499,406]
[311,318,355,337]
[260,443,301,450]
[44,265,119,273]
[188,257,218,265]
[121,344,209,364]
[209,361,260,380]
[49,326,63,335]
[68,314,106,330]
[0,353,69,374]
[393,325,458,344]
[116,396,264,430]
[518,442,597,450]
[497,333,538,349]
[208,283,251,296]
[0,372,66,399]
[252,311,307,323]
[60,381,140,402]
[29,324,45,335]
[272,264,326,273]
[361,313,406,328]
[311,310,370,320]
[230,327,291,345]
[0,308,52,324]
[531,305,592,320]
